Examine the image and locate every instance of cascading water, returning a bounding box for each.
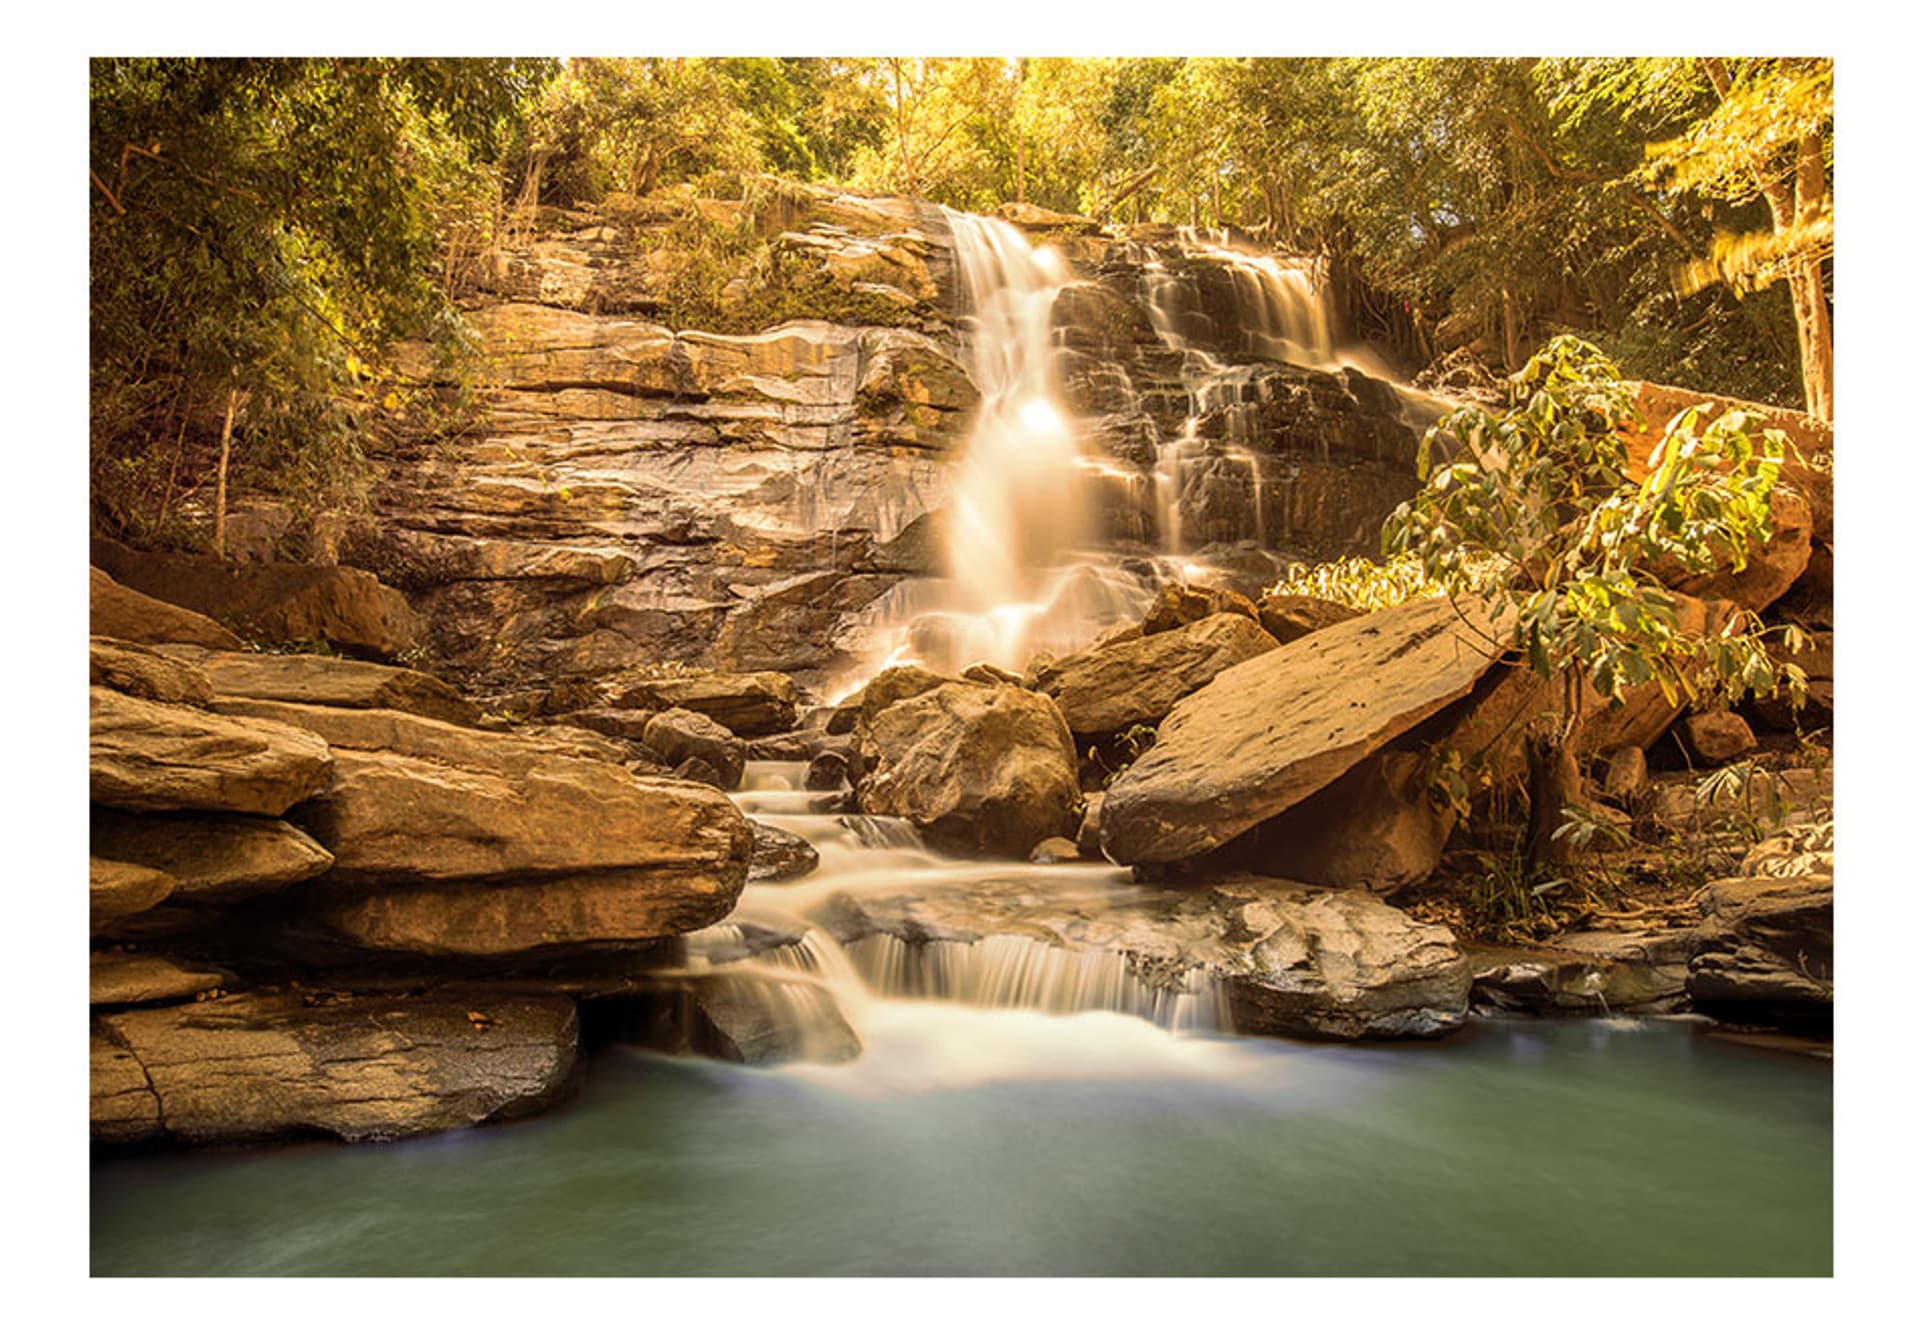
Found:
[708,761,1233,1063]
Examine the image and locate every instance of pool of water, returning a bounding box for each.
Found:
[90,1010,1830,1276]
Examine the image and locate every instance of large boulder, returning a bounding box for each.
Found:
[854,682,1080,857]
[812,871,1471,1040]
[210,697,624,768]
[291,749,751,955]
[1686,875,1833,1033]
[90,687,333,817]
[90,811,334,905]
[1212,748,1455,892]
[183,651,478,726]
[612,672,800,737]
[295,749,748,889]
[1101,596,1513,866]
[89,567,241,650]
[91,991,579,1144]
[1030,613,1279,737]
[91,539,423,659]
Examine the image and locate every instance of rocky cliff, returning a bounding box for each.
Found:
[349,186,1426,696]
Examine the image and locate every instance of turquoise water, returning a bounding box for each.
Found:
[90,1012,1831,1277]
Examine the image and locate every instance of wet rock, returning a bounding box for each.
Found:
[1469,929,1692,1015]
[624,973,861,1066]
[642,708,747,790]
[813,872,1471,1041]
[1139,583,1258,635]
[612,671,800,737]
[855,682,1080,857]
[90,538,423,660]
[805,749,850,791]
[857,664,956,722]
[91,810,334,907]
[1029,836,1083,864]
[749,821,820,882]
[90,991,580,1144]
[90,637,214,706]
[90,687,333,818]
[90,952,230,1007]
[746,729,827,762]
[1675,710,1757,765]
[182,651,478,726]
[90,567,241,650]
[1255,593,1361,644]
[961,662,1023,686]
[91,857,176,934]
[1075,793,1106,860]
[1102,596,1513,865]
[1687,875,1833,1033]
[1030,612,1279,737]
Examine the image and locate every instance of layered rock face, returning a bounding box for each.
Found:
[88,604,754,1146]
[346,189,1428,696]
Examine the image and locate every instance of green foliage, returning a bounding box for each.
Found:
[1266,553,1471,612]
[90,57,553,546]
[1385,335,1804,712]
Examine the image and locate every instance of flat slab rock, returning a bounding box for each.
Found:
[811,872,1471,1041]
[91,810,334,905]
[90,951,229,1007]
[1102,596,1514,865]
[90,687,334,818]
[91,991,579,1145]
[176,650,478,726]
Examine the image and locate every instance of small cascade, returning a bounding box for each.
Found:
[845,934,1225,1033]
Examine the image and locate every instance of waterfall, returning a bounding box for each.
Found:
[940,209,1089,613]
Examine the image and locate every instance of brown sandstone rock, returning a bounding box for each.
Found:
[1030,613,1279,737]
[90,857,176,934]
[90,687,333,817]
[90,539,423,659]
[1675,710,1758,765]
[89,637,214,706]
[1214,748,1456,892]
[855,682,1081,857]
[1101,597,1513,866]
[90,567,241,650]
[613,671,799,737]
[1255,592,1362,644]
[1687,875,1833,1032]
[90,952,229,1007]
[294,748,750,889]
[90,810,334,905]
[187,652,478,725]
[642,708,747,789]
[91,991,579,1144]
[1138,583,1258,635]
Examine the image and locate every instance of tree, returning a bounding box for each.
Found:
[1644,59,1833,421]
[89,57,551,547]
[1383,336,1808,868]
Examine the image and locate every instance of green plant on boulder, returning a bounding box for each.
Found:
[1384,334,1808,871]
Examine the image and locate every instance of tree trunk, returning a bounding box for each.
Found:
[1523,717,1582,875]
[212,386,237,558]
[1791,132,1833,422]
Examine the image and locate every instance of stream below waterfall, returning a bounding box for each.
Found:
[91,769,1832,1278]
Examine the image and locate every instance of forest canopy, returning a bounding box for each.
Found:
[89,56,1832,547]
